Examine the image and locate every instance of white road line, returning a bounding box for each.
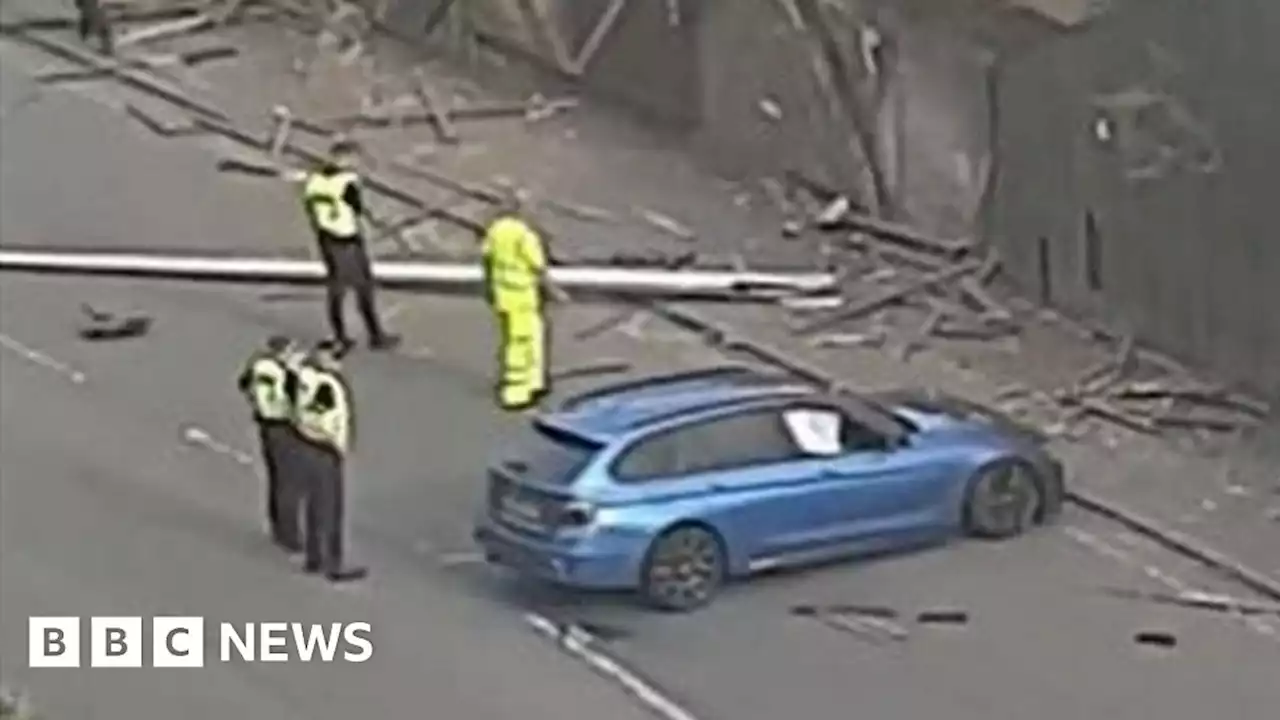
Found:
[1065,526,1278,640]
[524,613,702,720]
[0,333,86,383]
[180,425,256,466]
[437,551,484,567]
[1063,526,1134,565]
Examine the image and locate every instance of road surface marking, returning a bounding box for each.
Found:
[1063,526,1134,565]
[0,333,86,383]
[180,424,256,466]
[524,612,702,720]
[437,551,484,566]
[1066,525,1278,639]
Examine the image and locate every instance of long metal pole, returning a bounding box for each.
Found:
[0,249,837,299]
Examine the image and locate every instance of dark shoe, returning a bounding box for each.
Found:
[302,561,322,573]
[274,538,303,554]
[368,333,401,351]
[325,566,368,583]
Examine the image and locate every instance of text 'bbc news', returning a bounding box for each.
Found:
[29,617,373,668]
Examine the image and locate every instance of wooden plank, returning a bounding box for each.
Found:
[794,260,982,335]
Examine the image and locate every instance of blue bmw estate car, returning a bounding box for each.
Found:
[474,365,1065,611]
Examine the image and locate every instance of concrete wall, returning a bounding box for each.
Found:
[989,0,1280,398]
[390,0,993,231]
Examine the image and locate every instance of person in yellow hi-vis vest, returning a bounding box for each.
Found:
[481,193,553,411]
[237,335,306,552]
[301,139,399,356]
[289,345,367,583]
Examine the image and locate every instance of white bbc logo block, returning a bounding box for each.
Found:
[153,617,205,668]
[90,617,143,668]
[29,617,81,667]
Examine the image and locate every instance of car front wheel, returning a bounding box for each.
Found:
[964,459,1044,539]
[640,525,726,612]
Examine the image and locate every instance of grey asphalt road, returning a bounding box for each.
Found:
[2,30,1280,720]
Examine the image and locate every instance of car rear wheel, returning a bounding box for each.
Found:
[640,525,726,612]
[964,459,1043,539]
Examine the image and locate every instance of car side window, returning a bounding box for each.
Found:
[840,417,888,452]
[782,405,887,455]
[677,410,804,475]
[612,410,805,482]
[612,431,681,482]
[781,407,843,456]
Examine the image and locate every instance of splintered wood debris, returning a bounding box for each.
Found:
[634,208,696,241]
[1048,334,1269,438]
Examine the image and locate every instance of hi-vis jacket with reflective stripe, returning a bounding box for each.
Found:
[481,215,547,311]
[240,351,304,422]
[303,171,359,238]
[293,364,352,454]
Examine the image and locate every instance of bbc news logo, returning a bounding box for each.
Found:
[29,617,373,668]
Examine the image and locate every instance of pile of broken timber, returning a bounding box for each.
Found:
[1050,335,1270,438]
[775,190,1016,356]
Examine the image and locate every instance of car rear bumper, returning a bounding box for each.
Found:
[473,519,643,590]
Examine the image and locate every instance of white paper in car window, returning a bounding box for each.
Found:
[783,409,842,456]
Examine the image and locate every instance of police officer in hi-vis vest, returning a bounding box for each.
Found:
[237,335,306,551]
[301,139,400,357]
[289,344,367,582]
[481,191,553,411]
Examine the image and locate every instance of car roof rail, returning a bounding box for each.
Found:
[557,364,767,411]
[618,386,813,431]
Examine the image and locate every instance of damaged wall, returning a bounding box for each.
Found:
[390,0,992,235]
[989,0,1280,398]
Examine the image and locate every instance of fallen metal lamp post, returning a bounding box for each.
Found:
[0,249,837,300]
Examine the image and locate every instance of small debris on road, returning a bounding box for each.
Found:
[916,608,969,625]
[78,303,152,341]
[1133,630,1178,648]
[634,207,697,242]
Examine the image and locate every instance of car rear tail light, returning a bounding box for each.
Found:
[558,502,596,528]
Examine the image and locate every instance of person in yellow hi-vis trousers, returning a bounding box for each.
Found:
[481,193,552,411]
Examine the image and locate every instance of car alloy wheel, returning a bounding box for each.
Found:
[642,526,724,612]
[968,460,1042,538]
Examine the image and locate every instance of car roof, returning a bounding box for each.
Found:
[544,365,909,444]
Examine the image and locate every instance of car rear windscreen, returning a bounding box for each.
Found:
[498,421,602,486]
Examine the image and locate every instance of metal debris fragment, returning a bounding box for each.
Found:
[916,609,969,625]
[78,303,152,340]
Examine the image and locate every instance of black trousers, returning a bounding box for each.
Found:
[298,440,347,573]
[73,0,113,54]
[318,235,385,343]
[257,421,302,547]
